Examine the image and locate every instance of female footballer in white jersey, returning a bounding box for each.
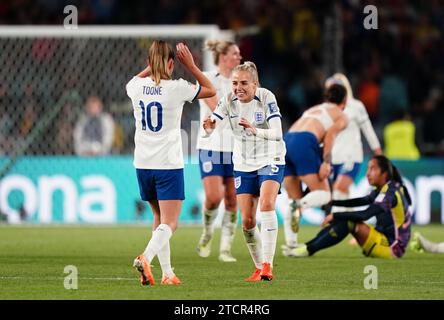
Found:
[326,74,382,211]
[126,41,215,285]
[203,62,286,282]
[196,40,242,263]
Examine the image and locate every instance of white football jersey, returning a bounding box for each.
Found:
[213,87,286,172]
[126,76,200,169]
[332,98,377,164]
[196,71,234,152]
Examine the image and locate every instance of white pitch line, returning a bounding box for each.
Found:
[0,276,136,281]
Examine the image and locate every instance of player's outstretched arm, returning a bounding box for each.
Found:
[239,117,283,141]
[176,42,216,99]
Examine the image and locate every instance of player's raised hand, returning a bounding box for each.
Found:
[176,42,215,99]
[238,118,257,135]
[203,116,216,133]
[176,42,195,70]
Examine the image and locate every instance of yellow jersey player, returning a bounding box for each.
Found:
[290,155,412,259]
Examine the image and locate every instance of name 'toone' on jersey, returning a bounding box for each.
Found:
[126,76,200,169]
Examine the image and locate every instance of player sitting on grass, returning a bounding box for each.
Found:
[290,155,412,259]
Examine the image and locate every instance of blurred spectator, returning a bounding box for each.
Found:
[358,79,380,120]
[379,75,408,125]
[383,111,420,160]
[73,95,115,156]
[1,0,444,158]
[421,87,444,155]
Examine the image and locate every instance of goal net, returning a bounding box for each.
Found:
[0,25,233,224]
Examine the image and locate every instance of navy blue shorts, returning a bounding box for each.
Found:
[234,165,285,196]
[136,168,185,201]
[284,132,321,176]
[331,162,361,182]
[198,149,234,178]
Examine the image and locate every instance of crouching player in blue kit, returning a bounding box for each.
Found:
[290,155,412,259]
[203,62,286,281]
[126,41,215,285]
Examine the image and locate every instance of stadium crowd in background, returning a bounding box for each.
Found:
[1,0,444,156]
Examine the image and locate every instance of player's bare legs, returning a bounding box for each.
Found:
[220,176,238,261]
[282,174,331,257]
[134,200,182,285]
[197,176,224,258]
[148,200,161,230]
[198,175,238,261]
[299,173,331,207]
[350,222,371,246]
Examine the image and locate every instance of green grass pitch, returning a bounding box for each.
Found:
[0,224,443,300]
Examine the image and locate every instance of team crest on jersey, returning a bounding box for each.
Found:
[235,176,241,189]
[254,111,265,124]
[268,102,278,114]
[203,161,213,173]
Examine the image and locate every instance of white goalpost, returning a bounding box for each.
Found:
[0,25,234,224]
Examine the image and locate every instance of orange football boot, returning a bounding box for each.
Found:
[133,255,155,286]
[161,275,182,285]
[244,268,262,282]
[260,262,273,281]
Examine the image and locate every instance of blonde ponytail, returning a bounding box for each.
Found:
[148,40,175,85]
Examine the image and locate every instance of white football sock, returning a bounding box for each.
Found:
[202,207,219,237]
[143,224,172,263]
[157,240,175,277]
[284,201,298,248]
[419,234,444,253]
[331,190,349,213]
[243,226,263,269]
[220,211,237,253]
[261,211,278,267]
[299,190,331,209]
